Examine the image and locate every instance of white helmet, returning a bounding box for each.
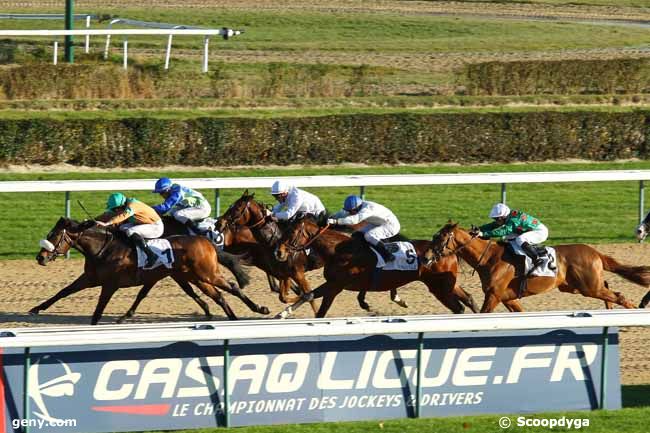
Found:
[489,203,510,218]
[271,180,290,195]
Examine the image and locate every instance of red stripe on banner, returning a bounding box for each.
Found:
[0,348,5,433]
[91,404,171,416]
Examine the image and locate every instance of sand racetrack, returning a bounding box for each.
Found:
[2,242,650,385]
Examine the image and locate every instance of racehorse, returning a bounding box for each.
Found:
[428,222,650,313]
[215,191,321,313]
[115,215,257,323]
[274,214,479,318]
[33,217,269,324]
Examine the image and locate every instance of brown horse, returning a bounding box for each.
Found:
[274,214,478,318]
[33,217,269,324]
[428,222,650,313]
[215,191,322,313]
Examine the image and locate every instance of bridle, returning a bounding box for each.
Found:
[431,228,478,260]
[41,224,114,261]
[224,199,267,230]
[282,221,330,253]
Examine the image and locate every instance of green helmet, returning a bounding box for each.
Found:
[106,192,127,210]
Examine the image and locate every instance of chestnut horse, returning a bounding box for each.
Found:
[33,218,269,324]
[274,214,479,318]
[429,222,650,313]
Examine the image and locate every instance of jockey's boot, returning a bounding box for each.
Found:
[521,242,544,269]
[374,241,396,262]
[131,233,156,267]
[185,220,206,236]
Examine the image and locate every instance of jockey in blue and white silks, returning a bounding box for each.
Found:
[270,180,326,221]
[329,195,400,262]
[152,177,211,233]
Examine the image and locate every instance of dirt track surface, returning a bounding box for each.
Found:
[2,242,650,385]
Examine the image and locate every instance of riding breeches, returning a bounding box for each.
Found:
[514,223,548,246]
[172,202,211,224]
[361,220,401,245]
[120,220,164,239]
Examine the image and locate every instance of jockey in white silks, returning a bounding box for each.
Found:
[328,195,400,262]
[270,180,326,220]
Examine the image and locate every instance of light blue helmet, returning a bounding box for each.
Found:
[153,177,173,193]
[343,195,363,212]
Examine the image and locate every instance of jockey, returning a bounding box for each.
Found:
[328,195,400,262]
[96,193,163,266]
[270,180,326,221]
[152,177,211,234]
[477,203,549,267]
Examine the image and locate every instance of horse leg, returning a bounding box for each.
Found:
[316,286,344,318]
[357,290,370,311]
[267,273,280,294]
[603,281,614,309]
[219,281,269,315]
[173,278,212,319]
[30,273,95,314]
[453,285,478,313]
[640,290,650,308]
[503,299,524,312]
[291,272,319,315]
[194,280,238,320]
[275,281,333,319]
[480,291,501,313]
[117,281,158,324]
[91,284,119,325]
[421,272,465,314]
[390,288,408,308]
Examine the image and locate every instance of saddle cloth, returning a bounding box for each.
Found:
[509,242,557,277]
[189,218,225,249]
[137,239,175,270]
[372,241,418,271]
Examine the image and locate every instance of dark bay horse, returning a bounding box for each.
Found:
[429,223,650,313]
[274,214,479,318]
[116,215,257,322]
[215,191,321,313]
[33,217,269,324]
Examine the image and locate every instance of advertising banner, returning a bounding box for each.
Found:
[0,327,620,432]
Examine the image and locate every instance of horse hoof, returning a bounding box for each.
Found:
[28,308,40,316]
[116,317,126,324]
[397,301,409,309]
[359,302,370,311]
[260,306,270,315]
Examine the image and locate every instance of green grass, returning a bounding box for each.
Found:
[3,11,650,54]
[3,161,650,260]
[138,385,650,433]
[428,0,650,6]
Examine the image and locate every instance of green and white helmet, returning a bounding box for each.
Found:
[106,192,127,211]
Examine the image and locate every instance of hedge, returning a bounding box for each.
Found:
[0,110,649,166]
[464,58,650,96]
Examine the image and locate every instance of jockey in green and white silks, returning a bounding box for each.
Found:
[328,195,400,262]
[152,177,211,233]
[477,203,549,267]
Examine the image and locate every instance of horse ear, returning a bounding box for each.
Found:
[317,211,328,227]
[242,189,249,197]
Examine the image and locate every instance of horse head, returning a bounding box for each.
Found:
[636,213,650,242]
[36,217,79,265]
[427,221,464,262]
[218,189,268,231]
[275,213,320,262]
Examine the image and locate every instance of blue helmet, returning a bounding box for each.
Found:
[153,177,173,193]
[343,195,363,212]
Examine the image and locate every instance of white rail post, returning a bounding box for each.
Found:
[203,35,209,73]
[53,40,58,65]
[501,183,507,204]
[84,15,90,53]
[360,186,365,200]
[123,38,128,70]
[165,34,173,70]
[65,191,71,258]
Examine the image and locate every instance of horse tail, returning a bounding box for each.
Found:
[216,248,251,289]
[598,252,650,287]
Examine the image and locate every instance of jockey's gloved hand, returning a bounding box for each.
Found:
[469,226,482,238]
[327,218,337,225]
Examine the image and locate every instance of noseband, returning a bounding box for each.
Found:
[282,222,330,253]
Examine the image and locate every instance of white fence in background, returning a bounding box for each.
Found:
[1,170,650,220]
[0,28,243,72]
